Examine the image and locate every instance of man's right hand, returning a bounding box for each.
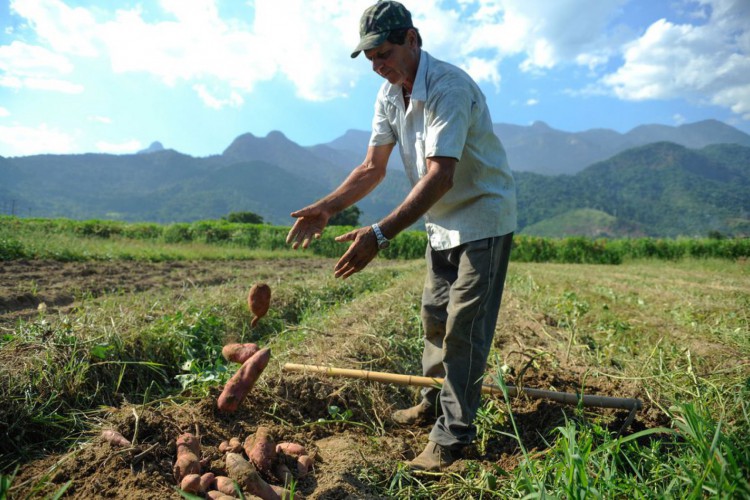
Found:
[286,205,330,249]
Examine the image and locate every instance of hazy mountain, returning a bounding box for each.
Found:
[515,142,750,237]
[137,141,165,154]
[1,122,748,237]
[490,119,750,175]
[316,119,750,176]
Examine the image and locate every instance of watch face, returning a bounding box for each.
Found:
[379,239,390,249]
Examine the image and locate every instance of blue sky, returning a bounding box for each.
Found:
[0,0,748,157]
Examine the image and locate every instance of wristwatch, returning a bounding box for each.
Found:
[371,223,390,250]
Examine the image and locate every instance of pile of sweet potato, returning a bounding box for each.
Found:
[174,428,314,500]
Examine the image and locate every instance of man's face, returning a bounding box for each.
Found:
[364,31,419,86]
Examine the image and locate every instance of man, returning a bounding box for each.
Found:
[286,0,517,472]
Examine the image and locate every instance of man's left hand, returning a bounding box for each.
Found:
[333,227,379,279]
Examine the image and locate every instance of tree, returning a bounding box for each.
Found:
[329,206,362,226]
[223,211,265,224]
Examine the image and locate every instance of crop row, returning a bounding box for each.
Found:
[2,216,749,263]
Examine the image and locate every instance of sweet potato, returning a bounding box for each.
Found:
[273,462,293,485]
[248,283,271,327]
[297,455,314,478]
[214,476,237,496]
[225,452,279,500]
[243,426,277,479]
[101,429,130,447]
[207,491,237,500]
[217,347,271,413]
[173,432,201,481]
[275,442,307,458]
[200,472,216,493]
[180,473,202,495]
[219,437,244,454]
[222,342,260,363]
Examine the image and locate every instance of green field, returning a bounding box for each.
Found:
[1,218,748,499]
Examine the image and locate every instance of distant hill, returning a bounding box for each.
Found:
[313,119,750,176]
[521,208,645,238]
[491,119,750,175]
[515,142,750,237]
[1,123,748,238]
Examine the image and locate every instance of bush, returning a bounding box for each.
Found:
[0,238,25,260]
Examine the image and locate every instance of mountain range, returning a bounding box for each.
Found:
[1,120,748,238]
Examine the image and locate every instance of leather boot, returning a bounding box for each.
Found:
[391,401,440,426]
[406,441,456,471]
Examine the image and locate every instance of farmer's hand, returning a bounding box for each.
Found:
[287,205,330,249]
[333,227,379,279]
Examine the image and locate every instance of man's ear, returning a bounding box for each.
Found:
[407,28,418,48]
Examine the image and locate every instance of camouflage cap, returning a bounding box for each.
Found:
[351,1,413,58]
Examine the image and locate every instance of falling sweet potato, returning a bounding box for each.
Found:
[243,426,277,480]
[297,455,314,478]
[180,474,202,495]
[225,452,280,500]
[275,442,307,458]
[247,283,271,327]
[217,347,271,413]
[173,432,201,482]
[222,342,260,364]
[101,429,130,447]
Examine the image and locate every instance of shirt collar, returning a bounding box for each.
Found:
[410,50,428,101]
[385,49,430,105]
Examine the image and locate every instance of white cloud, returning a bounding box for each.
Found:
[96,139,142,154]
[461,57,502,89]
[0,123,76,156]
[600,0,750,119]
[10,0,100,57]
[0,107,10,117]
[2,0,628,102]
[526,98,539,106]
[4,0,748,125]
[673,113,686,125]
[441,0,628,72]
[193,84,244,109]
[0,40,82,93]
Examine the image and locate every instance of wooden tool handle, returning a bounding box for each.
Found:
[282,363,642,411]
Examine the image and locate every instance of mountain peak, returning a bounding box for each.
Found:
[531,120,552,130]
[137,141,165,154]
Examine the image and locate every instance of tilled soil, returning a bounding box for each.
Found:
[2,259,666,499]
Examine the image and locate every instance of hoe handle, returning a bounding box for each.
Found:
[282,363,642,411]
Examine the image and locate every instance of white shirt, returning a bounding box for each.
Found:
[369,50,517,250]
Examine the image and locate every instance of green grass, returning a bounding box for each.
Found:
[1,219,748,498]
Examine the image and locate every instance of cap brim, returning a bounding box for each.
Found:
[351,31,389,58]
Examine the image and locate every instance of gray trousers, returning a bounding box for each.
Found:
[420,233,513,449]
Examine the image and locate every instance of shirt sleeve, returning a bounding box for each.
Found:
[369,88,397,147]
[424,80,473,160]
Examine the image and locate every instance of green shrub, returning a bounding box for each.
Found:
[0,238,25,260]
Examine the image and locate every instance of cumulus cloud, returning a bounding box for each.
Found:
[3,0,630,101]
[193,84,244,109]
[0,40,82,93]
[600,0,750,118]
[0,123,76,155]
[3,0,748,124]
